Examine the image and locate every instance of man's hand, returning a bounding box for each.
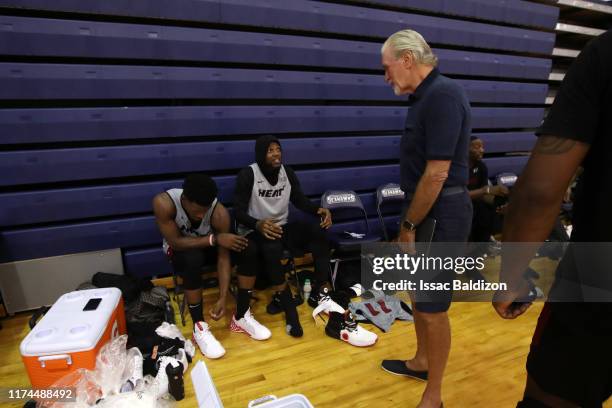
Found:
[397,227,416,255]
[210,297,226,321]
[216,233,248,252]
[317,208,332,229]
[492,280,533,319]
[491,184,510,197]
[496,204,508,214]
[256,219,283,240]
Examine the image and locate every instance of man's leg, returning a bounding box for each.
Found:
[235,233,259,320]
[171,248,206,326]
[407,307,429,371]
[257,234,303,337]
[417,309,451,408]
[232,233,272,340]
[286,221,332,301]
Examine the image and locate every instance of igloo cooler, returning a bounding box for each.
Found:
[20,288,126,388]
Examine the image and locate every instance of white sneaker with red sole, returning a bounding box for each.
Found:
[230,308,271,340]
[193,321,225,359]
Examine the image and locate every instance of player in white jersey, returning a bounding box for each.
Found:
[153,174,249,358]
[233,135,333,338]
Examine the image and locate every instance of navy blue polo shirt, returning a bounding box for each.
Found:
[400,68,471,193]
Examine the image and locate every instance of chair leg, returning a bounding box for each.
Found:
[330,259,340,290]
[180,295,187,327]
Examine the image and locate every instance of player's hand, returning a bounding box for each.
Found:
[210,298,226,321]
[318,208,332,229]
[492,280,533,319]
[256,218,283,240]
[216,233,248,252]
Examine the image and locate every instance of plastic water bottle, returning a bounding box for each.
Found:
[303,279,312,300]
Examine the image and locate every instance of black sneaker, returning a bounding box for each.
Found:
[308,287,350,309]
[266,292,303,315]
[381,360,428,381]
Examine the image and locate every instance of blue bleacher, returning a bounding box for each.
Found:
[0,63,548,104]
[0,164,400,227]
[341,0,559,29]
[0,0,553,278]
[0,0,556,54]
[0,16,552,80]
[0,106,544,146]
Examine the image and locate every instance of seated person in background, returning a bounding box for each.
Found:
[467,136,509,255]
[233,135,333,338]
[153,174,248,359]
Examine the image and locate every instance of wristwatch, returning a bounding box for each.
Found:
[402,219,417,232]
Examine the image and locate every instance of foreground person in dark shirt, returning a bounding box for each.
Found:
[494,30,612,407]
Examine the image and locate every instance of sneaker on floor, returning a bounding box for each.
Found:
[381,359,428,381]
[307,285,331,308]
[312,289,346,321]
[176,348,189,374]
[325,311,377,347]
[155,356,184,400]
[230,308,272,341]
[193,321,226,359]
[266,291,302,315]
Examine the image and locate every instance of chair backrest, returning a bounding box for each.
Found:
[376,183,405,241]
[496,172,518,188]
[321,190,370,233]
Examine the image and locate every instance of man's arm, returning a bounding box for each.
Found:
[494,136,589,317]
[405,160,450,226]
[152,193,212,251]
[286,167,319,215]
[233,167,259,230]
[210,203,232,311]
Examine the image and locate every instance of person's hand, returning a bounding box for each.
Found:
[397,227,416,255]
[492,280,533,319]
[209,297,226,321]
[491,184,510,197]
[216,233,248,252]
[496,204,508,214]
[317,208,332,229]
[256,218,283,240]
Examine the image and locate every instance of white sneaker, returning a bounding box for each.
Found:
[312,291,345,322]
[176,348,189,374]
[154,356,184,401]
[326,311,378,347]
[193,321,226,359]
[124,347,144,389]
[154,356,172,399]
[230,309,271,340]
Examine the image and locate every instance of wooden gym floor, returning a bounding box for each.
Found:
[1,266,611,407]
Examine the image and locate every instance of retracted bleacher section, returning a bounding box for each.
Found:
[0,0,557,278]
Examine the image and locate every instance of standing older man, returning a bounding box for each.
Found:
[379,30,472,408]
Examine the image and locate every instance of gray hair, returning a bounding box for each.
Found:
[382,29,438,67]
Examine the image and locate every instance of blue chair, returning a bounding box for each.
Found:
[376,183,405,242]
[321,190,381,288]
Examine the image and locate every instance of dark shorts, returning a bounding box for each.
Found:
[168,247,217,290]
[404,190,472,313]
[526,302,612,407]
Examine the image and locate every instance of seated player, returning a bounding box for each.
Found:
[467,136,509,255]
[233,135,333,337]
[153,174,248,358]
